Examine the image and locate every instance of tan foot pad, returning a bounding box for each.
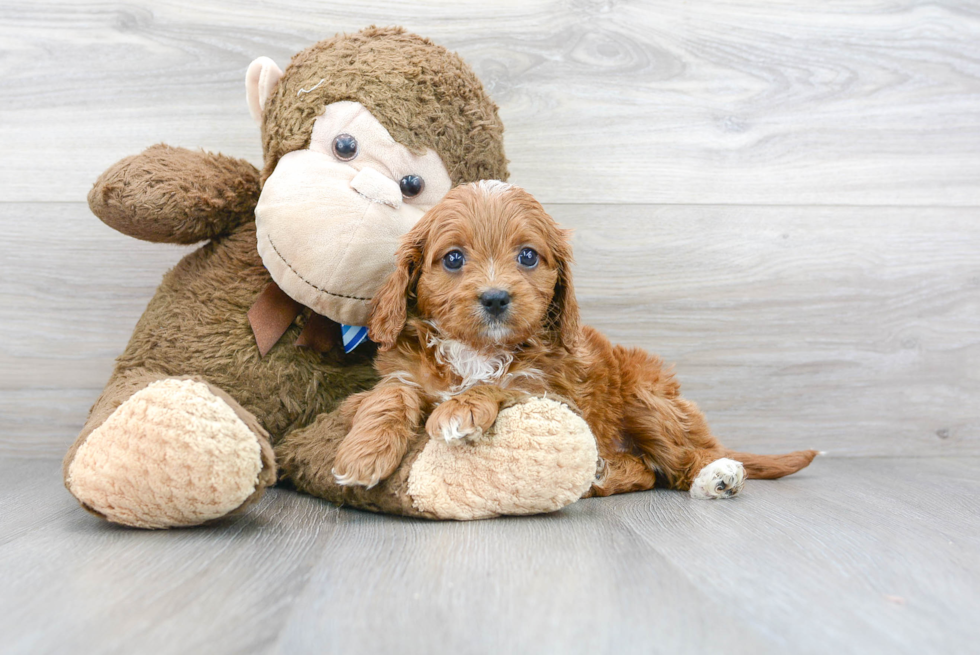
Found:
[67,379,265,528]
[407,397,598,520]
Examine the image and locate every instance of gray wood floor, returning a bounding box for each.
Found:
[2,457,979,655]
[1,1,978,653]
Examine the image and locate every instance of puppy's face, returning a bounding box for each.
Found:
[370,181,579,352]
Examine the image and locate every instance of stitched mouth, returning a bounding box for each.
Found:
[265,234,372,302]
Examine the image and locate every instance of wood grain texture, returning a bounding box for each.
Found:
[1,1,979,205]
[2,202,975,458]
[2,457,979,654]
[2,3,978,653]
[554,204,980,458]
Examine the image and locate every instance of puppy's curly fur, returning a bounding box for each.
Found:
[333,181,818,497]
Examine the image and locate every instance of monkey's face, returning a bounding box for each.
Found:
[255,101,453,326]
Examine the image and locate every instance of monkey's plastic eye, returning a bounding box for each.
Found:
[443,250,465,271]
[332,134,358,161]
[400,175,425,198]
[518,247,539,268]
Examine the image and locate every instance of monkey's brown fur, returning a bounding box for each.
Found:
[64,27,510,522]
[261,26,508,185]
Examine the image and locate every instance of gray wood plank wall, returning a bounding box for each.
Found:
[1,0,978,460]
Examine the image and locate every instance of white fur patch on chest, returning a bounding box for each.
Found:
[427,334,513,396]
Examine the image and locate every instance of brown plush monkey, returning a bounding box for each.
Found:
[63,27,598,528]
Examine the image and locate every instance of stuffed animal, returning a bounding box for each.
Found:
[62,27,599,528]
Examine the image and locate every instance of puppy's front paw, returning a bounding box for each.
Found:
[426,397,497,444]
[690,458,746,500]
[332,430,405,489]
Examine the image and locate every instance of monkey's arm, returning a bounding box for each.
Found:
[88,144,261,244]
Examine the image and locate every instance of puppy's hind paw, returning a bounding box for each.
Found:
[690,458,746,500]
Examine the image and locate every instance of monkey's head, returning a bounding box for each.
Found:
[245,27,509,326]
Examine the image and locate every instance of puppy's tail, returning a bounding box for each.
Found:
[724,449,821,479]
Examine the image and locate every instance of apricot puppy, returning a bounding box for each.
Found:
[332,181,818,498]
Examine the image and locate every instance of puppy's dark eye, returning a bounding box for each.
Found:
[518,247,539,268]
[332,134,358,161]
[400,175,425,198]
[443,250,465,271]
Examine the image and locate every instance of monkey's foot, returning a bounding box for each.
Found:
[66,378,275,528]
[407,397,598,520]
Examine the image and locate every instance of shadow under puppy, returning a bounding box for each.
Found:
[333,181,818,499]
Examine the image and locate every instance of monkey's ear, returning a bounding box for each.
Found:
[368,221,429,351]
[246,57,284,126]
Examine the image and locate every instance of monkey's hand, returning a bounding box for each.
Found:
[88,144,261,244]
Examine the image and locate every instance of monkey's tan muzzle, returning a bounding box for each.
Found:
[255,150,426,326]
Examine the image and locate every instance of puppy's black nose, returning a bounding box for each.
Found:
[480,289,511,317]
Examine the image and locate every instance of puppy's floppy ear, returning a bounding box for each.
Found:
[547,227,580,351]
[368,216,430,351]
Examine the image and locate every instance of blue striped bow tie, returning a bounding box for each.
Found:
[341,324,370,353]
